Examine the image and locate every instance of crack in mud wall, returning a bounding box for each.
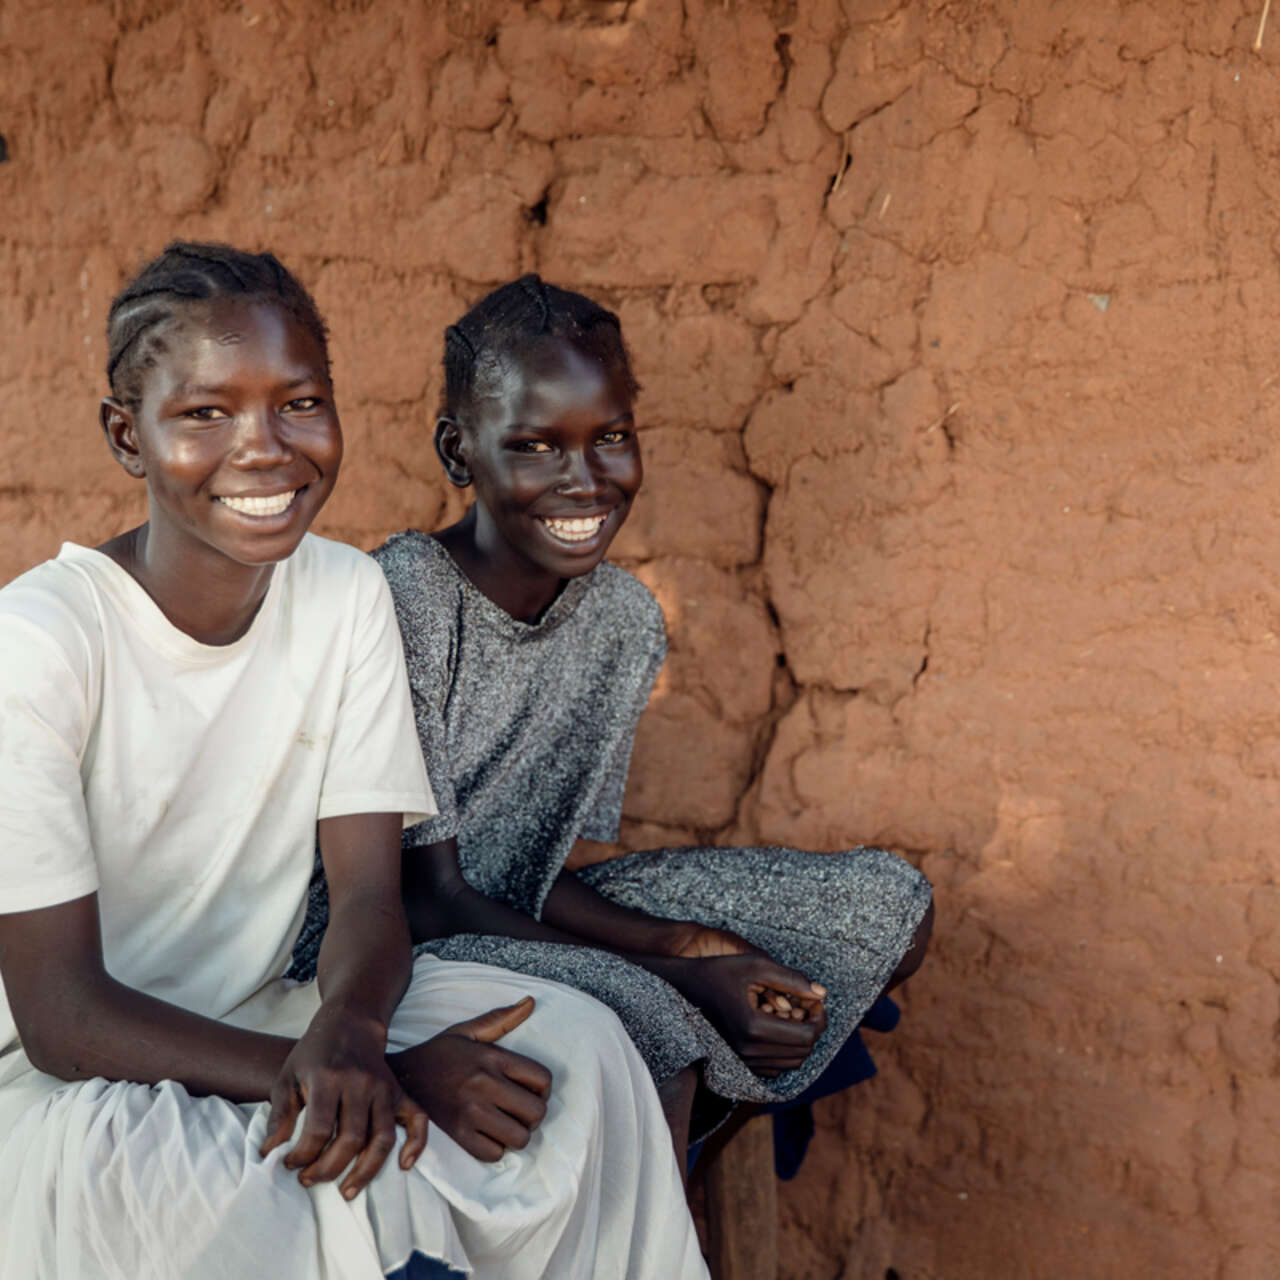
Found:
[5,1,1280,1275]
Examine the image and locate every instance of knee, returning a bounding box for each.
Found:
[891,896,934,987]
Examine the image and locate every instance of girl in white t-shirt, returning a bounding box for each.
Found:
[0,242,706,1280]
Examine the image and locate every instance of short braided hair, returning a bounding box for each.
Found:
[106,241,329,407]
[442,274,637,425]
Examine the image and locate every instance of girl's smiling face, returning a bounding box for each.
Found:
[102,297,342,573]
[444,335,642,582]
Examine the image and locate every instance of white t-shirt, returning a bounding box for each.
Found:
[0,534,434,1053]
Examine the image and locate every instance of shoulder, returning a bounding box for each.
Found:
[371,530,456,597]
[289,533,389,604]
[0,554,100,695]
[589,560,667,652]
[280,536,398,652]
[371,531,462,625]
[370,530,461,660]
[290,532,384,587]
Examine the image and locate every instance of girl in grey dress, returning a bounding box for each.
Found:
[292,276,933,1146]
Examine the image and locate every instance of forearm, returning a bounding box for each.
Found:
[317,895,413,1030]
[400,836,580,948]
[314,812,418,1031]
[412,870,701,1006]
[24,971,292,1102]
[402,841,698,988]
[541,869,690,956]
[407,870,585,948]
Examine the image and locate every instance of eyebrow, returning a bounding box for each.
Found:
[501,411,635,434]
[170,376,319,398]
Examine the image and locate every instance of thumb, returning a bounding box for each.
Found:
[758,961,825,1000]
[449,995,536,1044]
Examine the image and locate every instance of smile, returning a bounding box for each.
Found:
[538,514,608,543]
[216,490,299,517]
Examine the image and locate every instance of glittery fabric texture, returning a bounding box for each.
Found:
[290,531,932,1107]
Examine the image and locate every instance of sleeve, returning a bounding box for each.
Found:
[317,565,437,826]
[0,613,99,913]
[577,732,635,844]
[375,542,461,850]
[577,598,668,844]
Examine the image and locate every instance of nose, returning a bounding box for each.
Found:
[231,406,293,468]
[556,447,605,498]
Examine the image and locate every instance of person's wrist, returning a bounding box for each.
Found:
[648,919,702,958]
[312,999,389,1045]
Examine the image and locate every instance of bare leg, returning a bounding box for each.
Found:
[689,1100,761,1184]
[657,1065,697,1187]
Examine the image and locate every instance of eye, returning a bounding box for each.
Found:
[284,396,323,412]
[510,439,554,454]
[182,406,229,422]
[598,428,632,445]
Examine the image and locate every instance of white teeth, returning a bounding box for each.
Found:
[539,515,607,543]
[217,490,298,517]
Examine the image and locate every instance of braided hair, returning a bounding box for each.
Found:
[442,274,637,425]
[106,242,329,407]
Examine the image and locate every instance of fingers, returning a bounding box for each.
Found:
[497,1047,553,1099]
[260,1080,302,1158]
[757,989,809,1020]
[754,960,826,1001]
[334,1095,394,1199]
[745,1008,822,1047]
[397,1097,431,1171]
[806,998,828,1036]
[284,1080,344,1176]
[489,1072,550,1130]
[293,1086,428,1195]
[456,1130,506,1162]
[757,990,829,1035]
[476,1103,540,1152]
[452,996,536,1044]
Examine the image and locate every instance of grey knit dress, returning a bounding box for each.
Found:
[290,531,931,1110]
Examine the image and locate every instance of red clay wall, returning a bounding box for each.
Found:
[3,1,1277,1275]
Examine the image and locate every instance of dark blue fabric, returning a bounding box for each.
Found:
[764,995,900,1180]
[686,996,901,1180]
[384,1251,465,1279]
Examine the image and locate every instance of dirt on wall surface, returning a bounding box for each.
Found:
[4,0,1280,1275]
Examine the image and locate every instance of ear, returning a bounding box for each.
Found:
[434,417,472,488]
[99,397,146,479]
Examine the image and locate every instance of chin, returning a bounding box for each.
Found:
[223,531,311,567]
[540,540,614,578]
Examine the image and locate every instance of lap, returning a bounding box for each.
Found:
[0,958,696,1280]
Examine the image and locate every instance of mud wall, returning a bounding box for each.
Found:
[4,1,1279,1275]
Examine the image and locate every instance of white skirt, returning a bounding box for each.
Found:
[0,955,707,1280]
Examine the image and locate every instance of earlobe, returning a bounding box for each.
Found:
[99,398,145,478]
[434,417,472,488]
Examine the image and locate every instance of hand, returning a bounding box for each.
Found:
[671,953,828,1078]
[666,925,826,1029]
[260,1004,429,1200]
[388,996,552,1162]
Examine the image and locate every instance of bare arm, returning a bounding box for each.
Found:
[0,813,429,1199]
[313,811,414,1024]
[541,865,694,956]
[401,838,828,1077]
[402,835,588,948]
[0,892,291,1101]
[261,811,427,1193]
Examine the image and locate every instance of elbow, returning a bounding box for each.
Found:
[11,975,111,1082]
[19,1022,85,1081]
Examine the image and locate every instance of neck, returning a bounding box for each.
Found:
[98,524,277,645]
[436,508,565,623]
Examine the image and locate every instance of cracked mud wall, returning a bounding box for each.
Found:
[3,1,1279,1275]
